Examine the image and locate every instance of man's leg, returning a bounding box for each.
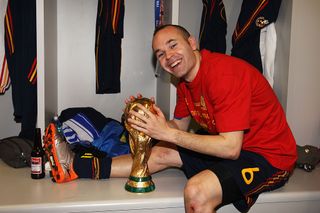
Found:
[177,146,244,213]
[110,141,182,177]
[44,121,182,181]
[182,150,291,213]
[184,170,222,213]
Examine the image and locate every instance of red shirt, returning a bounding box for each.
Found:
[174,50,297,171]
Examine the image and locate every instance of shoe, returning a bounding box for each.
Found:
[43,123,78,183]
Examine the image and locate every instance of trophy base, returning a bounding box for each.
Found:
[125,176,155,193]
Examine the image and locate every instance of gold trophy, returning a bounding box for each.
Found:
[123,97,155,193]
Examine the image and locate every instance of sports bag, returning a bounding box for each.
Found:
[296,144,320,172]
[0,136,33,168]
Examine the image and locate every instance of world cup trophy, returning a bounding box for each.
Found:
[123,97,155,193]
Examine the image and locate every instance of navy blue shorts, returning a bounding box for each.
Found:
[178,147,290,212]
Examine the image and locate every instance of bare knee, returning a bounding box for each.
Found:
[184,171,222,213]
[184,179,204,210]
[148,143,181,172]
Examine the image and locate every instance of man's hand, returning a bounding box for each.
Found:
[127,103,170,141]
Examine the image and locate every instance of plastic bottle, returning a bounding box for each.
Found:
[53,114,62,133]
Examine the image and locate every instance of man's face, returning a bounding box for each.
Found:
[152,26,198,81]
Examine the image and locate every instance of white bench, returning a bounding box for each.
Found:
[0,160,319,213]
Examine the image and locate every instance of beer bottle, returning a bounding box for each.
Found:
[31,128,45,179]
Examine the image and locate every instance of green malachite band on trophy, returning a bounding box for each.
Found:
[125,183,155,193]
[129,176,152,182]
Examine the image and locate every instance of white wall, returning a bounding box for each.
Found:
[178,0,202,41]
[286,0,320,147]
[224,0,242,54]
[56,0,156,122]
[0,89,20,138]
[2,0,320,149]
[274,0,292,109]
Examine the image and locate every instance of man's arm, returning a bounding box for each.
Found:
[167,116,191,132]
[128,104,243,160]
[166,129,243,160]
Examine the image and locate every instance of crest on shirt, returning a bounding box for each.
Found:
[187,96,216,132]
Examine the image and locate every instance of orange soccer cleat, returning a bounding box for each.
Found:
[43,123,78,183]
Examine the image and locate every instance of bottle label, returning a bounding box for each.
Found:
[31,157,42,174]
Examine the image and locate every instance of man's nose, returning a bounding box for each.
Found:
[165,50,173,60]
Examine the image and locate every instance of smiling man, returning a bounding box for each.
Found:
[44,24,297,213]
[126,24,297,213]
[153,27,200,81]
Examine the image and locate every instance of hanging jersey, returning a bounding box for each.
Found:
[231,0,282,72]
[199,0,227,53]
[260,23,277,87]
[4,0,37,140]
[0,0,10,94]
[95,0,125,94]
[199,0,282,78]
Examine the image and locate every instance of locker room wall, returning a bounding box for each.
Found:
[273,0,292,111]
[1,1,320,149]
[286,0,320,147]
[0,90,20,137]
[55,0,156,122]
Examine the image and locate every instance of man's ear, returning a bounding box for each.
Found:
[188,36,198,50]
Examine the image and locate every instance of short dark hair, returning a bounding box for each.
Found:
[153,24,191,40]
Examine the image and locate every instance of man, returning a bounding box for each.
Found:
[45,25,297,213]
